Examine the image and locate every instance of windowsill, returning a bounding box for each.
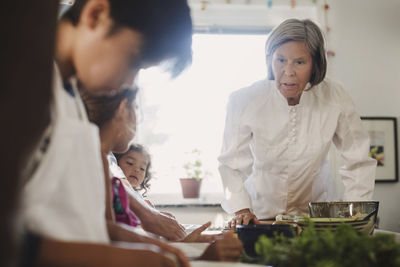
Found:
[148,193,224,208]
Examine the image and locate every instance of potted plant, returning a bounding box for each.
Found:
[180,149,204,198]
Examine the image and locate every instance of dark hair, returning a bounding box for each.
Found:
[62,0,193,77]
[81,87,138,128]
[114,144,152,197]
[265,19,327,87]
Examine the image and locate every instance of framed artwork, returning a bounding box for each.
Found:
[361,117,398,183]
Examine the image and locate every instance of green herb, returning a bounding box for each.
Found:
[183,149,206,181]
[241,223,400,267]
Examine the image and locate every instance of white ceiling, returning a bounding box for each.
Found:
[188,0,318,33]
[59,0,318,34]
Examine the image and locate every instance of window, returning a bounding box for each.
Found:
[135,33,269,198]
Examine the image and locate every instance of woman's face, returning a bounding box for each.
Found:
[272,41,313,105]
[113,102,136,153]
[118,151,148,188]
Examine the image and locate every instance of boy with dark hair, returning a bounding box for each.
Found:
[21,0,194,266]
[62,0,192,78]
[22,1,242,266]
[57,0,192,95]
[56,0,197,243]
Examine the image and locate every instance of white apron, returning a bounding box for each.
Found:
[21,67,109,243]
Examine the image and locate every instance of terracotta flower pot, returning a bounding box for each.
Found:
[179,178,202,198]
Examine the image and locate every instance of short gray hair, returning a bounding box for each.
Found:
[265,19,327,86]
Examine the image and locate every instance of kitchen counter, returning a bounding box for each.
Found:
[167,227,400,267]
[374,228,400,243]
[191,261,267,267]
[169,243,267,266]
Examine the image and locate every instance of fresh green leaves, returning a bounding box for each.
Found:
[183,149,203,181]
[242,223,400,267]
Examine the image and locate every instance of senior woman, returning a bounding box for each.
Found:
[218,19,377,228]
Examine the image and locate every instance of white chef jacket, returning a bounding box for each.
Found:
[21,65,109,243]
[218,78,376,219]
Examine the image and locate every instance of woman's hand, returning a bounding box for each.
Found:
[161,211,176,219]
[141,211,186,241]
[227,208,259,229]
[199,231,243,262]
[126,190,186,241]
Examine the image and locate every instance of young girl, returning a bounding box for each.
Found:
[115,145,175,217]
[114,144,155,208]
[115,144,152,195]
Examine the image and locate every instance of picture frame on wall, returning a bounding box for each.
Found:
[361,117,398,183]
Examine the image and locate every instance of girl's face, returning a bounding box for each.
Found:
[272,41,313,105]
[118,150,148,188]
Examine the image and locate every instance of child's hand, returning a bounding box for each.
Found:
[199,231,243,262]
[150,240,191,267]
[182,221,221,243]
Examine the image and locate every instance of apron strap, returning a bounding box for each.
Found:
[70,77,90,123]
[52,64,89,123]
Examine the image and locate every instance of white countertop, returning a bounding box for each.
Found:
[191,261,268,267]
[374,229,400,243]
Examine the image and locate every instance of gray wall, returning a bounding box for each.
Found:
[326,0,400,232]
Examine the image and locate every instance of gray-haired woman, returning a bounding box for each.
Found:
[218,19,376,228]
